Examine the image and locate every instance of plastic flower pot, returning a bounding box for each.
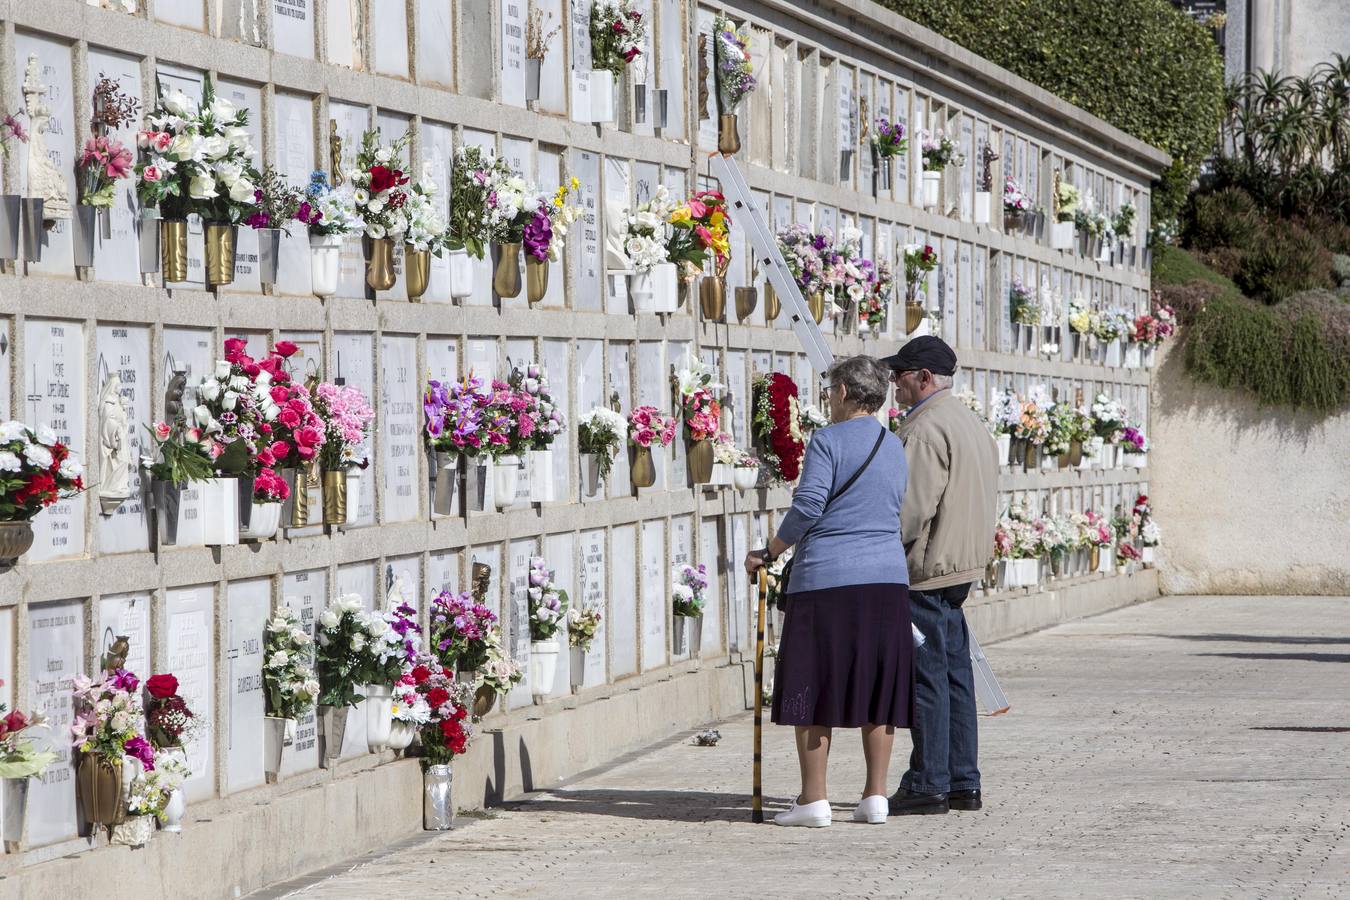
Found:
[200,477,241,546]
[974,191,992,224]
[921,171,941,209]
[310,233,342,297]
[447,246,474,299]
[0,194,20,261]
[388,721,416,752]
[580,453,604,499]
[493,455,521,509]
[995,433,1012,467]
[365,683,394,752]
[432,451,461,517]
[263,716,294,784]
[423,765,453,831]
[73,204,98,268]
[530,639,560,702]
[570,646,585,692]
[733,465,759,491]
[238,501,281,541]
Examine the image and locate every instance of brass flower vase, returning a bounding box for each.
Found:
[734,286,757,323]
[763,282,781,322]
[161,218,189,283]
[808,291,826,325]
[473,684,497,718]
[404,245,430,300]
[1067,439,1083,467]
[630,445,656,489]
[1023,441,1038,470]
[77,754,126,827]
[718,113,741,155]
[526,257,549,304]
[905,301,925,335]
[364,237,396,291]
[204,222,237,287]
[1089,545,1101,573]
[322,469,347,525]
[699,275,725,321]
[493,242,522,298]
[688,439,714,484]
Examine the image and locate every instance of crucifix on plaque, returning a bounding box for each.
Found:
[26,363,42,424]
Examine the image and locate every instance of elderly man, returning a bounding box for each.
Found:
[879,336,998,816]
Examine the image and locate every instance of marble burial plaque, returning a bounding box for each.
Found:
[499,0,526,107]
[273,0,315,58]
[573,150,601,309]
[609,525,637,677]
[506,538,535,710]
[381,335,420,522]
[167,585,215,801]
[26,599,83,847]
[280,569,325,777]
[88,50,143,284]
[15,36,77,276]
[542,533,575,696]
[429,549,460,595]
[417,0,455,86]
[95,325,151,553]
[97,592,150,678]
[640,521,666,671]
[698,519,722,654]
[335,563,375,758]
[372,0,410,77]
[225,578,269,792]
[332,332,377,524]
[606,343,631,497]
[579,527,608,684]
[24,320,86,562]
[421,121,454,302]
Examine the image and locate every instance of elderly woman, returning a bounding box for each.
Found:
[745,355,913,828]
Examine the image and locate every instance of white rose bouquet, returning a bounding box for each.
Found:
[134,79,260,224]
[263,605,318,721]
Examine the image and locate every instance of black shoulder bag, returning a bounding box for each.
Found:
[774,426,886,611]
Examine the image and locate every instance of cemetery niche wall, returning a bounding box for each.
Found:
[0,0,1168,893]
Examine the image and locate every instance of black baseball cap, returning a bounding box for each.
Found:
[879,336,957,376]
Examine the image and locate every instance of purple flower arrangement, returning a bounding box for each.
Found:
[871,116,908,158]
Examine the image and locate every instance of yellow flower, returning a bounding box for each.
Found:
[709,210,725,229]
[570,176,580,190]
[669,207,692,224]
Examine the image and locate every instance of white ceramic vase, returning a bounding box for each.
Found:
[365,683,394,752]
[530,640,560,702]
[922,170,941,209]
[239,501,281,541]
[309,233,342,298]
[493,456,521,510]
[528,449,556,502]
[733,466,760,490]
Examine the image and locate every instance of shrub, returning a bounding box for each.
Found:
[1234,223,1334,304]
[1333,254,1350,287]
[876,0,1224,227]
[1186,188,1264,253]
[1183,287,1350,411]
[1153,245,1238,291]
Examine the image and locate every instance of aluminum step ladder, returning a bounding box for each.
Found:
[708,151,1009,716]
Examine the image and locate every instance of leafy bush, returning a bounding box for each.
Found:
[1153,244,1238,291]
[1233,223,1334,305]
[1333,254,1350,287]
[875,0,1224,226]
[1186,188,1264,253]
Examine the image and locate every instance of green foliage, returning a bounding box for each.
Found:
[1187,188,1264,252]
[1153,245,1237,291]
[1232,222,1333,305]
[875,0,1224,225]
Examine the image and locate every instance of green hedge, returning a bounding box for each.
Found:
[876,0,1224,226]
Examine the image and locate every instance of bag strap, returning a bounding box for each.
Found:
[828,427,886,507]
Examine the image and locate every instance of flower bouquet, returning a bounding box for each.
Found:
[313,594,385,764]
[479,377,537,508]
[776,225,833,323]
[348,129,411,291]
[713,14,756,153]
[578,406,627,494]
[511,364,565,502]
[764,547,794,609]
[1013,399,1049,468]
[732,449,761,490]
[627,406,676,489]
[920,130,962,209]
[0,693,56,850]
[902,243,938,333]
[566,605,602,691]
[401,162,449,300]
[666,189,731,297]
[1129,303,1175,368]
[309,381,374,525]
[74,134,132,265]
[430,589,500,678]
[589,1,645,122]
[262,605,317,781]
[676,354,722,484]
[71,668,152,828]
[869,115,906,193]
[672,563,708,655]
[135,80,260,285]
[1009,277,1040,347]
[0,420,85,567]
[404,657,475,829]
[528,557,569,700]
[987,388,1019,463]
[522,178,584,303]
[858,259,893,333]
[1003,175,1034,231]
[298,171,361,297]
[752,373,804,482]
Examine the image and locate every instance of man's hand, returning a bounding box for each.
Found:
[744,552,766,576]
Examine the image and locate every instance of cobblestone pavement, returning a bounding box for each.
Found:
[258,595,1350,900]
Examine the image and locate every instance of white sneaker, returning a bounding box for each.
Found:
[851,795,888,824]
[773,798,832,827]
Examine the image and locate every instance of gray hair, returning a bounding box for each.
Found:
[932,374,954,390]
[827,356,891,413]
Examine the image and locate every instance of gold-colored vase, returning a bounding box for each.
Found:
[734,286,757,322]
[204,222,237,286]
[699,276,725,321]
[688,438,714,484]
[1089,545,1101,572]
[718,113,741,155]
[526,257,549,304]
[161,218,189,283]
[764,282,781,322]
[905,301,925,335]
[493,242,522,298]
[1023,441,1038,470]
[322,469,347,525]
[630,445,656,489]
[808,291,826,324]
[473,684,497,718]
[77,754,126,827]
[365,237,396,291]
[404,245,430,300]
[287,464,314,527]
[1067,439,1083,467]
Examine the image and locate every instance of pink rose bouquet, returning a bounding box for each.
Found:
[310,382,375,471]
[628,406,677,448]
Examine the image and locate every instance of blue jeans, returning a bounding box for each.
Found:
[900,584,981,795]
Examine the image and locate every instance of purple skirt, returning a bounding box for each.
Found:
[771,582,915,728]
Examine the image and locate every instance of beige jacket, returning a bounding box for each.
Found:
[896,390,999,591]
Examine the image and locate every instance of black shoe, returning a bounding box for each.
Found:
[948,789,982,811]
[887,787,948,816]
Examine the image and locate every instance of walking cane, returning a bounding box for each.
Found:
[752,568,768,823]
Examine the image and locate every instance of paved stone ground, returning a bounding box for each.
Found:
[256,595,1350,899]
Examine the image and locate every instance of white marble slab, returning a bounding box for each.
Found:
[225,578,270,792]
[25,599,83,847]
[639,520,666,670]
[166,584,215,801]
[609,524,637,677]
[280,568,325,777]
[94,324,151,553]
[380,334,420,522]
[24,320,86,562]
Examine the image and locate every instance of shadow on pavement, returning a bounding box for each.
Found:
[1194,651,1350,663]
[499,788,795,823]
[1154,633,1350,645]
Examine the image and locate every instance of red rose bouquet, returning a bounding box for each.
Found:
[0,421,85,522]
[407,657,475,769]
[143,672,199,749]
[751,373,804,482]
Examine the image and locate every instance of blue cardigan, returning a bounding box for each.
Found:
[775,416,909,593]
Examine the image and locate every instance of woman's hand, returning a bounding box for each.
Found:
[744,552,766,576]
